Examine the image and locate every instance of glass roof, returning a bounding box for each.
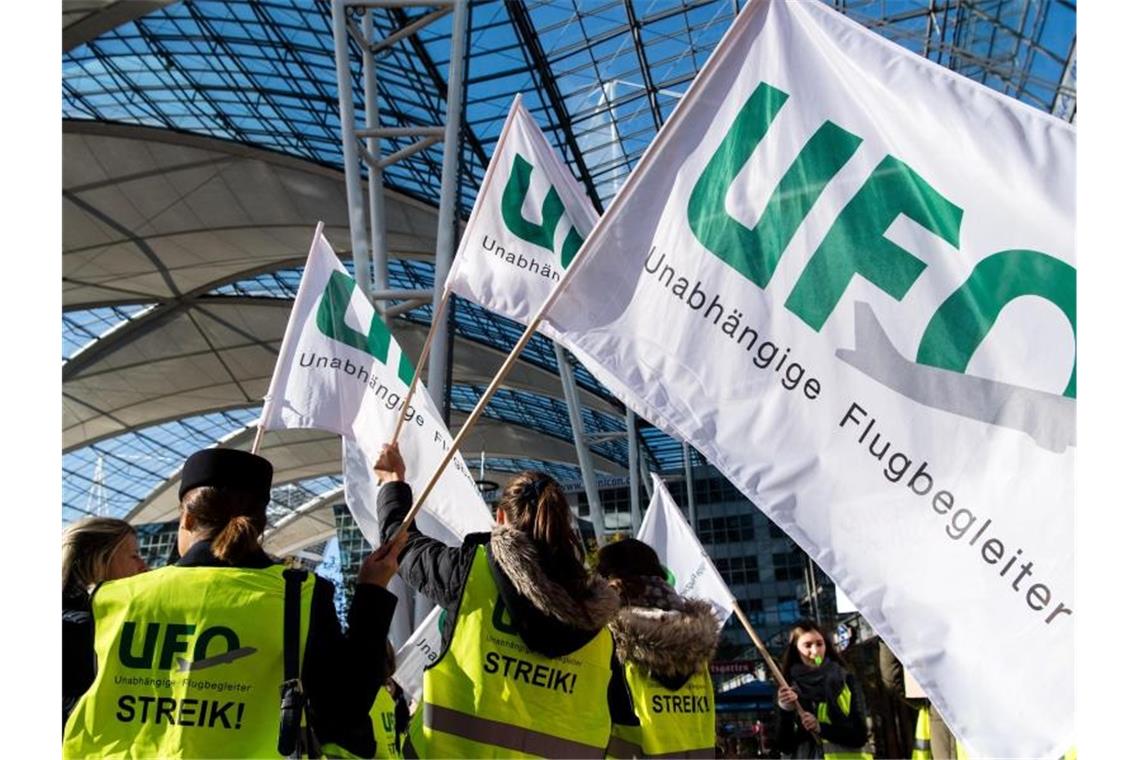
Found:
[61,0,1076,534]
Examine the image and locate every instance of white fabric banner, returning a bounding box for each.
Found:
[638,474,735,629]
[445,94,598,332]
[259,228,491,548]
[544,2,1075,757]
[392,605,445,706]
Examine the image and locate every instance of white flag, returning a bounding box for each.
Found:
[392,605,445,706]
[638,474,734,629]
[544,2,1074,758]
[445,94,598,331]
[260,228,492,547]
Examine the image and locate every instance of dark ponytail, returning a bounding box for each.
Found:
[500,471,587,593]
[181,486,267,564]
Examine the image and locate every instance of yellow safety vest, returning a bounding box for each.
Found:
[63,564,313,759]
[404,545,614,758]
[816,682,873,760]
[369,686,399,758]
[913,705,933,760]
[607,662,715,758]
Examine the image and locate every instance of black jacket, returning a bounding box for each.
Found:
[776,659,869,758]
[62,586,96,731]
[377,482,637,725]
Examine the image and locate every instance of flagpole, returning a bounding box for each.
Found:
[388,286,452,445]
[393,302,547,535]
[250,425,267,456]
[731,600,816,729]
[391,0,769,536]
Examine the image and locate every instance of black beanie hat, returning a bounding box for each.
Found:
[178,448,273,504]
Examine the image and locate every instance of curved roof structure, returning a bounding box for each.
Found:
[61,0,1077,552]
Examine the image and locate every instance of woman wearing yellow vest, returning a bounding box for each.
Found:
[373,443,638,758]
[775,619,871,760]
[595,538,720,758]
[63,447,406,759]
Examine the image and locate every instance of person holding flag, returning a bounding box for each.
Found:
[595,538,719,758]
[372,442,637,758]
[775,619,871,760]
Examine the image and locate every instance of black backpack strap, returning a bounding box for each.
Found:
[278,568,308,758]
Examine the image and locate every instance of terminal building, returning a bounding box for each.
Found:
[61,0,1074,730]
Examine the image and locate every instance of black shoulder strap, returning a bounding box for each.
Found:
[283,568,306,681]
[278,568,308,758]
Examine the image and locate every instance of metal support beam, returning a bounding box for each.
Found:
[554,344,606,543]
[362,135,443,171]
[373,287,433,300]
[426,0,468,413]
[357,126,446,139]
[372,7,452,50]
[627,409,641,535]
[362,10,389,320]
[683,441,697,528]
[332,0,373,292]
[384,298,431,319]
[623,0,663,131]
[354,0,455,6]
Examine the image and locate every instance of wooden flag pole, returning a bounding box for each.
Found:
[388,286,452,446]
[250,424,267,456]
[392,305,546,537]
[731,600,816,730]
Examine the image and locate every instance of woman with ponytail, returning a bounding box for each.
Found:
[374,443,637,758]
[63,447,407,759]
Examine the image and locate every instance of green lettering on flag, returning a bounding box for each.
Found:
[316,270,415,385]
[688,81,862,290]
[501,154,585,269]
[502,155,564,251]
[785,155,964,330]
[917,249,1077,397]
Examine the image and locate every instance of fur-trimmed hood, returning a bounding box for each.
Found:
[488,526,620,657]
[609,575,720,684]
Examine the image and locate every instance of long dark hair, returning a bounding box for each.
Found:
[780,618,848,674]
[498,470,588,593]
[181,486,267,564]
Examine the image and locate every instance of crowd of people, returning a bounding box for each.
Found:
[60,443,914,759]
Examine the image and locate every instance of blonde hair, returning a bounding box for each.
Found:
[62,517,137,593]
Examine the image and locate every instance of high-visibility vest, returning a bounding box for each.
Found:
[404,545,614,758]
[815,681,873,760]
[913,705,933,760]
[63,564,314,759]
[607,663,716,758]
[370,686,399,758]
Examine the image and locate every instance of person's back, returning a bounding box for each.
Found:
[63,448,404,759]
[596,538,720,758]
[373,444,634,758]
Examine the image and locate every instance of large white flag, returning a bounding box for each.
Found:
[544,2,1075,757]
[445,95,598,331]
[260,229,491,547]
[638,474,734,629]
